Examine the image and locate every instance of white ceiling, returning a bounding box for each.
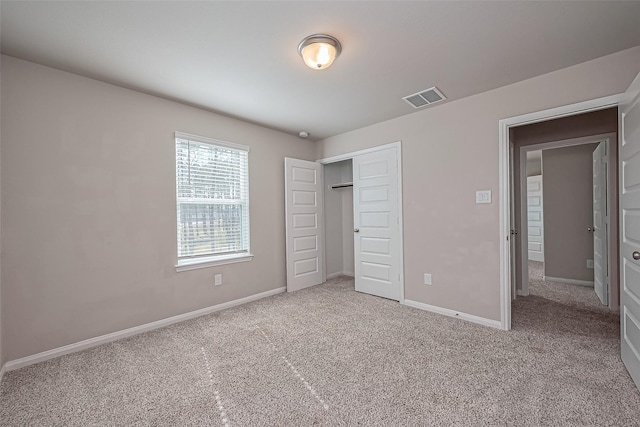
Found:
[2,1,640,140]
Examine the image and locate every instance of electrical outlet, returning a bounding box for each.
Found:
[424,273,432,285]
[214,274,222,286]
[587,260,594,269]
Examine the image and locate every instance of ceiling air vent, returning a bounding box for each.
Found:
[403,87,446,109]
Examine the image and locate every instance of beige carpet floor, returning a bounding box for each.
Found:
[1,270,639,426]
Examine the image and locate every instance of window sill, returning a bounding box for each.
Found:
[175,253,254,272]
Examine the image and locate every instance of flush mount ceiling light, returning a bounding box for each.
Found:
[297,34,342,70]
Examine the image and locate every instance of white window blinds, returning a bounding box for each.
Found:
[175,132,250,261]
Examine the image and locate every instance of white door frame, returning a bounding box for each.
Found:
[510,140,517,301]
[319,141,405,304]
[499,94,622,330]
[518,133,616,297]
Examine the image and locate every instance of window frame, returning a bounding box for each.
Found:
[174,131,253,272]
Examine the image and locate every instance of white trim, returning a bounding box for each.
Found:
[319,141,405,303]
[517,289,529,297]
[0,363,6,383]
[3,286,285,372]
[174,131,250,152]
[325,271,355,280]
[318,141,401,164]
[518,133,615,296]
[403,299,502,329]
[520,133,615,153]
[499,112,511,330]
[543,276,595,287]
[499,94,622,331]
[175,253,254,272]
[501,94,622,130]
[396,142,405,304]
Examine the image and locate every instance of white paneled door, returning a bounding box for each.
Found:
[620,71,640,390]
[284,158,325,292]
[353,148,401,301]
[593,141,609,306]
[527,175,544,262]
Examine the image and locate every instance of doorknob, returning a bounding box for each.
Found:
[633,251,640,261]
[587,227,595,232]
[354,228,360,233]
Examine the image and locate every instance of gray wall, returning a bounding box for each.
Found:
[1,56,316,361]
[512,107,618,296]
[543,144,599,282]
[2,47,638,363]
[318,47,639,321]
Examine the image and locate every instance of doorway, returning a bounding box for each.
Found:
[520,137,616,305]
[498,98,622,330]
[500,74,640,391]
[323,159,355,280]
[515,129,618,306]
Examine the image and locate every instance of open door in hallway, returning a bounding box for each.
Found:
[620,71,640,390]
[527,175,544,262]
[593,141,609,305]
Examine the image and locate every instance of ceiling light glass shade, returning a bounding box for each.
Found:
[298,34,342,70]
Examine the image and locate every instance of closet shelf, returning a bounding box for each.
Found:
[330,182,353,189]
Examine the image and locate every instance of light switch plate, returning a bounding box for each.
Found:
[214,274,222,286]
[424,273,432,285]
[587,260,594,269]
[476,190,492,204]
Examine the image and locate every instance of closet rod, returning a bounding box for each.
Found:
[330,182,353,189]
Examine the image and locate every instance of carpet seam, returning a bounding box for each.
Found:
[256,326,330,411]
[201,347,231,427]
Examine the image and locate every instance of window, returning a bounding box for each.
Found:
[175,132,252,271]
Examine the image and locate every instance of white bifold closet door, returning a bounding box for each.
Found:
[284,158,325,292]
[353,148,401,301]
[284,146,402,301]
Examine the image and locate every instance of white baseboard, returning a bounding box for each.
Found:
[403,299,502,329]
[0,363,6,383]
[543,276,594,287]
[4,286,286,372]
[517,289,529,296]
[326,271,355,280]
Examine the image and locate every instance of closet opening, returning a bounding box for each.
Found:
[285,141,404,301]
[323,159,355,280]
